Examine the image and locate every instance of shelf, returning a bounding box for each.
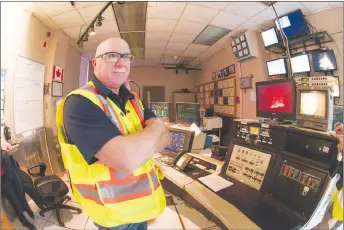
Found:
[266,31,333,54]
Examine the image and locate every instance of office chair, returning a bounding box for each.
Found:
[26,163,82,227]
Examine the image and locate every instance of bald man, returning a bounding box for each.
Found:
[60,38,170,229]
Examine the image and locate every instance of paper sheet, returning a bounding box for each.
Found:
[198,174,233,192]
[250,90,256,102]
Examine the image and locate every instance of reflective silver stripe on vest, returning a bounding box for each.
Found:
[76,187,102,204]
[133,98,144,119]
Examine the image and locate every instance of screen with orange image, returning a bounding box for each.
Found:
[257,82,294,113]
[300,91,326,118]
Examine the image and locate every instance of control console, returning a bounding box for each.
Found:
[226,145,271,190]
[236,123,274,146]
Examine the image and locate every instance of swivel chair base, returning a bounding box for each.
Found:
[38,195,82,227]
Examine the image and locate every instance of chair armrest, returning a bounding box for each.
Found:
[28,163,46,177]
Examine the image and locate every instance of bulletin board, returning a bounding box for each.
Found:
[195,75,237,117]
[13,56,45,135]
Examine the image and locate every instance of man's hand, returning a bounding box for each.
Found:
[155,129,172,152]
[335,122,343,135]
[1,139,12,153]
[337,134,343,153]
[145,118,166,134]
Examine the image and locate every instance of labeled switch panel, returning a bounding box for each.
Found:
[279,164,321,191]
[226,145,271,190]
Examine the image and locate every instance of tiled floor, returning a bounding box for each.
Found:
[10,177,222,230]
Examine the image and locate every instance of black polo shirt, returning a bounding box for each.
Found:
[63,76,156,164]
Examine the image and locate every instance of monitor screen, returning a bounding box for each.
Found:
[261,28,279,47]
[267,58,287,76]
[256,80,296,120]
[300,91,326,118]
[176,103,200,126]
[164,131,186,152]
[291,54,310,74]
[312,50,337,72]
[150,102,170,122]
[275,9,309,38]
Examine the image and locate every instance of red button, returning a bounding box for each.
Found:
[284,166,289,172]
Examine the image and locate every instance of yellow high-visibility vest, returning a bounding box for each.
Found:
[56,81,166,227]
[332,188,343,221]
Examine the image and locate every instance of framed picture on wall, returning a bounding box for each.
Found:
[223,67,230,77]
[217,70,224,79]
[52,81,63,97]
[229,64,236,75]
[212,72,216,80]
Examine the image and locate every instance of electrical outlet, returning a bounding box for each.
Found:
[240,76,253,89]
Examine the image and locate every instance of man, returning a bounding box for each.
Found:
[56,38,171,230]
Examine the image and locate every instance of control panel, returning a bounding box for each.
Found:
[226,145,271,190]
[236,123,273,146]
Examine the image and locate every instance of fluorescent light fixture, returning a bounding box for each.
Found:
[112,2,147,32]
[193,25,230,46]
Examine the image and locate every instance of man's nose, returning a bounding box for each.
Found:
[114,57,126,67]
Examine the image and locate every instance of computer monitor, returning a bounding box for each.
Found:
[164,127,194,153]
[267,58,287,76]
[256,79,296,121]
[176,103,201,126]
[275,9,309,38]
[291,53,311,74]
[296,86,333,131]
[150,102,171,122]
[312,50,337,72]
[261,27,279,47]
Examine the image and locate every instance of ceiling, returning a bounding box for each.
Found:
[26,1,343,67]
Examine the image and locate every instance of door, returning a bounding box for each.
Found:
[142,86,165,108]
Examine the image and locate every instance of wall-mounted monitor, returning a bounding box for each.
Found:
[176,103,200,126]
[312,49,337,72]
[291,53,311,74]
[150,102,171,122]
[261,27,279,47]
[275,9,309,39]
[267,58,287,76]
[256,79,296,121]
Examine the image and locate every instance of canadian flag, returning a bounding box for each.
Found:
[53,65,64,82]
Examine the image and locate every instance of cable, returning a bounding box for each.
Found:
[129,80,141,98]
[270,1,292,78]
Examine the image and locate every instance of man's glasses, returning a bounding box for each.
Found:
[96,52,135,63]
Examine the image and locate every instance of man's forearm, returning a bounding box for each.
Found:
[96,124,164,173]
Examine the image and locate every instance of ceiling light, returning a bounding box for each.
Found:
[89,26,96,36]
[193,25,230,46]
[173,56,178,59]
[83,33,89,42]
[96,16,104,27]
[186,69,189,75]
[176,69,179,74]
[79,42,83,48]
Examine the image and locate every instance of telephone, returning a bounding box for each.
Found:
[173,151,194,171]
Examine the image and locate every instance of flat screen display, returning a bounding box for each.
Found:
[150,102,170,122]
[267,58,287,76]
[164,131,186,152]
[300,91,326,118]
[261,28,279,47]
[257,82,294,113]
[312,50,337,72]
[291,54,311,74]
[176,103,200,126]
[275,9,309,38]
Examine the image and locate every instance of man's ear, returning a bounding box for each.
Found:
[92,58,96,68]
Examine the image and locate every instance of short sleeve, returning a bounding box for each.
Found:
[63,95,122,164]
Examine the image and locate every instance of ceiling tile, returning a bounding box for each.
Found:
[147,2,185,20]
[206,46,221,55]
[94,33,121,43]
[174,21,207,35]
[40,17,60,31]
[329,2,343,8]
[187,44,209,52]
[236,20,267,32]
[52,10,85,29]
[181,49,203,57]
[212,35,230,48]
[164,49,184,56]
[300,2,331,13]
[176,56,195,65]
[74,2,103,9]
[146,19,177,32]
[145,49,164,58]
[166,42,189,51]
[81,40,100,53]
[189,58,200,67]
[94,21,119,35]
[146,32,171,42]
[199,51,216,61]
[189,2,229,10]
[180,4,219,24]
[210,12,247,30]
[36,2,74,17]
[145,41,168,49]
[223,2,267,19]
[273,2,310,16]
[170,33,197,43]
[250,8,278,27]
[27,3,50,20]
[63,26,84,39]
[78,3,115,23]
[161,55,177,64]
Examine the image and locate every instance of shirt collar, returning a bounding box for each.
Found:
[92,75,134,100]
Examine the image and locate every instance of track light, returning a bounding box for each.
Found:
[96,16,104,27]
[89,25,96,36]
[176,69,179,74]
[83,33,89,42]
[186,69,189,75]
[79,42,83,48]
